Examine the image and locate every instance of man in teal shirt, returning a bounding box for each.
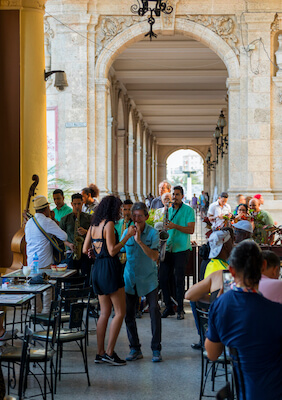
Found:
[121,202,162,362]
[52,189,72,222]
[160,185,195,320]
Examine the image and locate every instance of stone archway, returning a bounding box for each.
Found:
[94,17,240,197]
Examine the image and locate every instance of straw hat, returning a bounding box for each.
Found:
[33,195,50,211]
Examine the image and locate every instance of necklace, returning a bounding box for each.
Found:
[230,283,262,295]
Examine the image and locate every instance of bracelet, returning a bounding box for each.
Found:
[120,240,125,247]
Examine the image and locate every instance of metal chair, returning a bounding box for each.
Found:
[228,347,246,400]
[196,305,230,399]
[216,383,233,400]
[55,287,91,392]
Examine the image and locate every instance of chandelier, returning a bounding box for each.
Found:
[131,0,173,40]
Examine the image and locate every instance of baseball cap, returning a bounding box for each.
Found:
[233,220,253,233]
[208,230,231,259]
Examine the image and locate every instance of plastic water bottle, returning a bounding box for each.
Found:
[31,252,39,275]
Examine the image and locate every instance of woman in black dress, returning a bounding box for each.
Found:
[83,195,135,365]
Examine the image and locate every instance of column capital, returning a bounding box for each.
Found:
[243,12,277,25]
[95,78,111,91]
[226,78,240,93]
[0,0,46,11]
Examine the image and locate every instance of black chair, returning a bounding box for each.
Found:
[18,325,33,400]
[216,383,233,400]
[1,300,60,400]
[55,287,91,392]
[196,305,230,399]
[228,347,246,400]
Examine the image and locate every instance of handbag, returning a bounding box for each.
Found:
[32,217,65,264]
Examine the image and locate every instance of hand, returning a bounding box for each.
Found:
[77,227,87,236]
[127,225,136,237]
[50,210,55,220]
[65,242,74,252]
[134,223,141,244]
[165,220,176,230]
[87,248,95,259]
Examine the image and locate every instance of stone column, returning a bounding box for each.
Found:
[117,129,126,200]
[95,78,111,196]
[107,116,113,194]
[111,118,118,196]
[0,1,47,268]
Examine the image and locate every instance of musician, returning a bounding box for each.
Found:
[59,193,92,279]
[52,189,72,222]
[115,199,134,241]
[81,187,99,215]
[25,195,69,313]
[153,192,172,225]
[159,186,195,320]
[150,180,171,210]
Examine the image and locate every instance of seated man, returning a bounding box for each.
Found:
[60,193,92,281]
[207,192,231,230]
[52,189,72,222]
[25,195,69,313]
[233,220,253,244]
[204,229,233,279]
[205,241,282,400]
[249,197,273,226]
[259,250,282,303]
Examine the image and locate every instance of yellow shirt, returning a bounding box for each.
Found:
[204,258,229,279]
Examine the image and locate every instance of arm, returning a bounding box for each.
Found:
[205,338,224,361]
[105,222,135,257]
[185,270,223,302]
[134,225,159,262]
[46,218,68,241]
[166,221,195,234]
[82,228,91,255]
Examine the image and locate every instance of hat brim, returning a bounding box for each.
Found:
[34,202,50,210]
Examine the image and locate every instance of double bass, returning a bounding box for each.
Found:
[10,175,39,271]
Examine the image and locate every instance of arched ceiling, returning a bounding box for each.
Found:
[112,34,228,147]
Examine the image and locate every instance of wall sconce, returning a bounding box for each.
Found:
[44,70,68,91]
[206,148,216,176]
[130,0,173,40]
[213,110,228,162]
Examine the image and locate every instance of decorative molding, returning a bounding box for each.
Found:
[271,13,280,32]
[161,0,179,33]
[186,14,239,56]
[95,16,145,62]
[272,76,282,103]
[0,0,45,9]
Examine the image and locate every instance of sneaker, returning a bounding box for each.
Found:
[102,351,126,366]
[0,330,18,341]
[161,308,175,318]
[94,354,105,364]
[126,349,143,361]
[177,311,185,320]
[152,350,162,362]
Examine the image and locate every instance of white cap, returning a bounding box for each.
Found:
[208,230,231,259]
[233,220,253,233]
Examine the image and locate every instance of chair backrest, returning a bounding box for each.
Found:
[18,325,33,400]
[45,298,61,349]
[195,306,210,347]
[61,275,87,289]
[228,347,246,400]
[60,287,91,331]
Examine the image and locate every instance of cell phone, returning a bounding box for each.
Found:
[222,270,233,293]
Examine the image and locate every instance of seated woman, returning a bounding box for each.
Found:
[235,203,248,219]
[205,240,282,400]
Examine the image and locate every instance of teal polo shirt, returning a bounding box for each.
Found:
[166,203,195,253]
[53,204,72,222]
[121,223,159,297]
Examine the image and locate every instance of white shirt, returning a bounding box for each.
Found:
[207,200,231,229]
[25,213,68,268]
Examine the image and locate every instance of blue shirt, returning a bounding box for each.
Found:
[207,290,282,400]
[166,203,195,252]
[121,224,159,297]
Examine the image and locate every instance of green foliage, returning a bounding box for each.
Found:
[146,209,157,227]
[47,166,73,207]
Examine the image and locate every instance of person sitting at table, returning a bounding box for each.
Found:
[259,250,282,304]
[25,195,69,313]
[205,240,282,400]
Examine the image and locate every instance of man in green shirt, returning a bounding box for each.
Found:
[52,189,72,222]
[160,185,195,320]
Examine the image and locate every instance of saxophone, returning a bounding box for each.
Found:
[73,211,84,260]
[159,203,170,262]
[119,219,128,264]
